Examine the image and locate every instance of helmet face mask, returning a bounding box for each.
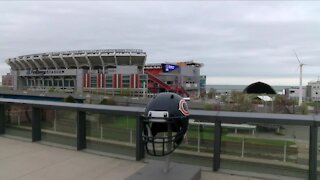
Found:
[142,93,189,156]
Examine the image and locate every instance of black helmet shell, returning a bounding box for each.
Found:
[142,92,190,156]
[145,92,189,117]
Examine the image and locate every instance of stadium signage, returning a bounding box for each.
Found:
[27,70,65,75]
[161,63,179,72]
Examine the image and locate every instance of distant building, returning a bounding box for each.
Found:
[306,80,320,102]
[6,49,147,94]
[2,73,13,86]
[144,61,203,97]
[5,49,204,97]
[200,75,206,94]
[284,87,306,101]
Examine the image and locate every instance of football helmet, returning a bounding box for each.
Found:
[142,92,190,156]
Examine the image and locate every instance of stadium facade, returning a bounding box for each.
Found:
[5,49,205,97]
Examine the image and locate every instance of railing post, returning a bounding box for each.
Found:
[213,120,222,171]
[136,115,144,161]
[77,111,86,150]
[0,104,5,134]
[309,125,318,180]
[54,110,57,131]
[197,123,200,153]
[241,136,245,158]
[100,126,103,139]
[32,107,41,142]
[283,142,287,162]
[130,129,133,144]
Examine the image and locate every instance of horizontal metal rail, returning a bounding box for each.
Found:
[0,98,143,115]
[0,98,318,179]
[1,98,318,125]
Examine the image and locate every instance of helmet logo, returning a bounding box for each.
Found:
[179,99,190,116]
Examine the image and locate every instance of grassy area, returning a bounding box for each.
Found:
[222,136,295,146]
[306,101,320,106]
[104,115,136,129]
[102,117,295,147]
[0,86,12,90]
[187,126,214,140]
[187,126,294,146]
[97,114,136,129]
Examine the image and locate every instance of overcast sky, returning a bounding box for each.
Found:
[1,1,320,85]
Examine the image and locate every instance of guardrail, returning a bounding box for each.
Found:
[0,98,318,179]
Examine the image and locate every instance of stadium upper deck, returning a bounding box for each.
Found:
[6,49,146,71]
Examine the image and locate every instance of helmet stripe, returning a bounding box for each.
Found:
[179,99,190,116]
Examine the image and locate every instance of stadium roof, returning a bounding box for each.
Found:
[6,49,146,70]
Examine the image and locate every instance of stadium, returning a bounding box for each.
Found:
[5,49,205,97]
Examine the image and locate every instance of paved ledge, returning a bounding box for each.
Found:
[0,136,284,180]
[0,137,143,180]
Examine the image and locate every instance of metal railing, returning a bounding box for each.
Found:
[0,98,318,179]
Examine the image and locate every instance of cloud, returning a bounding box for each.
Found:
[1,1,320,85]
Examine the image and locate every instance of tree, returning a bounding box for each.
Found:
[200,90,206,100]
[207,88,216,99]
[230,92,253,112]
[299,102,308,115]
[64,95,75,103]
[100,98,117,105]
[273,95,296,114]
[204,103,213,110]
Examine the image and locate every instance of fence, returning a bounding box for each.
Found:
[0,98,319,179]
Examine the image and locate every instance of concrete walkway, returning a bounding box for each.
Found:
[0,136,265,180]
